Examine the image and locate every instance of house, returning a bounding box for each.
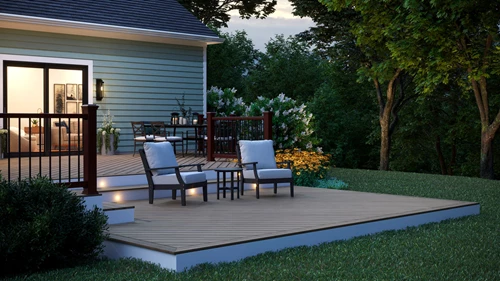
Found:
[0,0,223,154]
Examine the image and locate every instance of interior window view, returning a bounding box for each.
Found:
[5,65,83,154]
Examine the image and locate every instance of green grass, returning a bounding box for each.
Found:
[6,169,500,280]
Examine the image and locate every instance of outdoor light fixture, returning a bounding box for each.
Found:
[96,79,104,101]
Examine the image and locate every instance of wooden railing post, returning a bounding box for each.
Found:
[263,111,273,140]
[206,112,215,161]
[82,104,99,195]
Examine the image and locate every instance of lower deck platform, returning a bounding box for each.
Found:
[104,186,479,271]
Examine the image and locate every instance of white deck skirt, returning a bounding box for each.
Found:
[103,203,479,272]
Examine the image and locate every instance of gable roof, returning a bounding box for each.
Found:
[0,0,223,46]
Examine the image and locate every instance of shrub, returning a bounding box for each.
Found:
[208,87,319,151]
[0,176,108,276]
[207,86,247,116]
[276,148,330,187]
[247,94,318,150]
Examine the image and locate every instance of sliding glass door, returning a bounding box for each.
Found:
[3,61,87,155]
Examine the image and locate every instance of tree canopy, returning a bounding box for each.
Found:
[320,0,500,178]
[177,0,277,28]
[207,30,259,95]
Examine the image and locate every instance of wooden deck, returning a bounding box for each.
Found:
[107,186,478,255]
[0,152,237,180]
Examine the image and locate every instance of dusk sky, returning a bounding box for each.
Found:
[222,1,315,51]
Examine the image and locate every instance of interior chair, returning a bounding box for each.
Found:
[139,142,208,206]
[51,120,82,151]
[236,140,294,199]
[9,127,39,153]
[150,121,183,156]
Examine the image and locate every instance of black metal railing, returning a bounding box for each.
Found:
[0,105,98,194]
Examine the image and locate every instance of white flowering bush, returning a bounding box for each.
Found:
[97,110,121,153]
[207,86,246,116]
[246,93,318,150]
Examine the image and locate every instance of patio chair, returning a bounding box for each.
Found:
[139,142,208,206]
[131,121,148,156]
[183,126,206,157]
[150,121,184,156]
[236,140,294,199]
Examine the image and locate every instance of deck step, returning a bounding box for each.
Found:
[103,202,135,225]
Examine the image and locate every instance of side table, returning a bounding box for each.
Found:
[214,167,243,200]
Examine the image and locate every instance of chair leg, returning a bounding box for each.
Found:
[256,183,260,199]
[172,189,177,200]
[181,189,187,206]
[149,188,154,204]
[133,142,137,156]
[274,183,277,194]
[290,181,294,197]
[203,184,208,202]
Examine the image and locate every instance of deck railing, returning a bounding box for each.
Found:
[0,105,99,194]
[206,111,273,161]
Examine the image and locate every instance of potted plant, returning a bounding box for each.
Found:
[176,94,192,124]
[31,119,38,127]
[97,110,120,155]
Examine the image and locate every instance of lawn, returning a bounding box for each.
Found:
[7,168,500,280]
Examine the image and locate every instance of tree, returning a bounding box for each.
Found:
[246,35,326,103]
[368,0,500,179]
[207,30,259,96]
[176,0,277,28]
[302,0,416,170]
[309,61,378,169]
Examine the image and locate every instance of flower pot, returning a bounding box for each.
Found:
[101,134,115,155]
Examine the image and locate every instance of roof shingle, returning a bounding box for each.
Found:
[0,0,218,38]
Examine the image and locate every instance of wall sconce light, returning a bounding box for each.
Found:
[96,79,104,101]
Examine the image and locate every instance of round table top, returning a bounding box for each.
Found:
[214,167,243,172]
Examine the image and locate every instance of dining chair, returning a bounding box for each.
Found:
[150,121,184,156]
[131,121,147,156]
[183,125,206,157]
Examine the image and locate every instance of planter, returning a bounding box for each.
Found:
[101,134,115,155]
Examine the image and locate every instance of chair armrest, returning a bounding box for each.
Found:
[148,165,180,171]
[178,163,204,172]
[148,163,204,172]
[238,161,258,171]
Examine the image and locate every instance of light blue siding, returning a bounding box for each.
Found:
[0,28,206,153]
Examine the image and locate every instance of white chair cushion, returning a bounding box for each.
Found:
[166,136,183,142]
[143,142,178,176]
[239,140,277,170]
[243,169,292,180]
[152,172,206,185]
[153,137,167,142]
[134,136,147,141]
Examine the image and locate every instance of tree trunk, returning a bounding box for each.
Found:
[470,75,500,179]
[480,131,494,179]
[379,119,390,170]
[375,69,402,171]
[435,136,447,175]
